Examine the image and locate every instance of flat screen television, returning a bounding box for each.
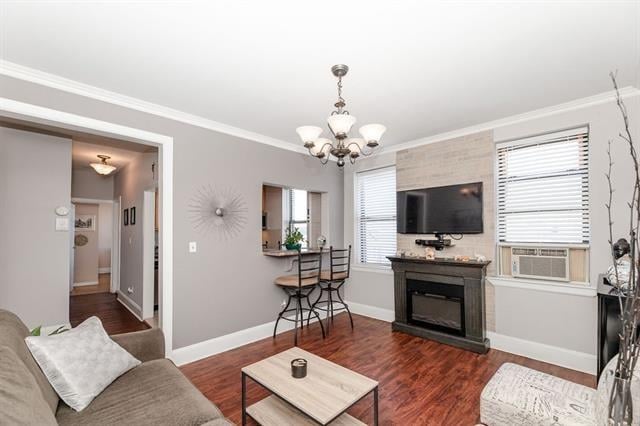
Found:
[397,182,483,234]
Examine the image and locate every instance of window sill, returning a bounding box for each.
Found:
[487,276,596,297]
[351,264,393,275]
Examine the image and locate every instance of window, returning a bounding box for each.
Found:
[355,166,397,265]
[497,127,589,244]
[285,188,308,247]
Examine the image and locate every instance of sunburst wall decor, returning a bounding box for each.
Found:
[189,185,248,238]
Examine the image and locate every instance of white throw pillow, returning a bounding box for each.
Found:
[25,316,141,412]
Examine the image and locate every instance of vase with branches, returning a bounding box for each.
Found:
[605,71,639,425]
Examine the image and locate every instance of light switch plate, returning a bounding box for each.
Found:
[55,217,70,231]
[189,241,197,253]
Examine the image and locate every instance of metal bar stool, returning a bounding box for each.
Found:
[273,251,325,345]
[307,245,354,330]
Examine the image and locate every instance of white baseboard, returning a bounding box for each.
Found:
[346,301,395,322]
[98,267,111,274]
[487,331,596,375]
[347,300,596,375]
[73,280,99,287]
[171,314,319,366]
[116,290,143,321]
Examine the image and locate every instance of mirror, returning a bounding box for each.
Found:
[262,184,324,250]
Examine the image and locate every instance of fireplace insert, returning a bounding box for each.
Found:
[407,279,465,336]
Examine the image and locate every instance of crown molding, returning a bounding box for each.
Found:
[3,60,638,158]
[0,60,308,155]
[385,85,640,153]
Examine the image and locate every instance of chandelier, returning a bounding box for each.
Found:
[296,64,386,167]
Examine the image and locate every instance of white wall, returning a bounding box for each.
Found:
[97,202,112,271]
[0,127,72,327]
[344,93,640,374]
[73,203,99,284]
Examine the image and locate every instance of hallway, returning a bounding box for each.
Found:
[70,273,111,296]
[70,291,149,335]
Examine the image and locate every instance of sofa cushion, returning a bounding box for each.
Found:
[480,362,596,425]
[56,359,227,425]
[0,309,59,413]
[26,316,141,412]
[0,346,57,426]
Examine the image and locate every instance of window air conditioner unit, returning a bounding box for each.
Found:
[511,247,569,282]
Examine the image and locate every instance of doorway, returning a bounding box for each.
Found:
[0,98,174,355]
[70,200,114,296]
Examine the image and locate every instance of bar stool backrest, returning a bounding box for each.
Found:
[329,245,351,280]
[298,251,322,289]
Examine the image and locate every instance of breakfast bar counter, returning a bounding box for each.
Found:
[262,248,323,257]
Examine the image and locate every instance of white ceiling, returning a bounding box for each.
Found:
[1,1,639,148]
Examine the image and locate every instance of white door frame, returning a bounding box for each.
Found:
[0,98,175,357]
[111,197,121,294]
[142,189,156,320]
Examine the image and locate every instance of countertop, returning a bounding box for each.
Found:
[262,248,323,258]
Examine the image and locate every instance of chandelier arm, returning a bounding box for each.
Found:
[319,155,330,165]
[318,142,334,156]
[345,141,373,157]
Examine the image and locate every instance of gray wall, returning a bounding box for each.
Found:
[73,203,99,284]
[344,95,640,357]
[0,127,72,327]
[71,167,114,200]
[491,95,640,355]
[0,75,344,349]
[113,152,157,315]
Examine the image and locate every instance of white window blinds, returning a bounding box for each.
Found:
[497,127,590,244]
[356,166,397,264]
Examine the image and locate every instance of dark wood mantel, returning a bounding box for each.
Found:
[388,256,491,353]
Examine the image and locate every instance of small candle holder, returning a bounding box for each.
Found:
[291,358,307,378]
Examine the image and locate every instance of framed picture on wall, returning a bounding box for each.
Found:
[124,208,129,226]
[74,215,96,231]
[130,207,136,225]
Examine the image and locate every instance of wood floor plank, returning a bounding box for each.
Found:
[69,292,149,335]
[180,313,595,425]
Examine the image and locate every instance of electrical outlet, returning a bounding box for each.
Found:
[189,241,197,253]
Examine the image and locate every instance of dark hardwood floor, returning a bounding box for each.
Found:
[181,313,596,425]
[69,292,149,335]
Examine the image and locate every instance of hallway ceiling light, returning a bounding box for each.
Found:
[90,155,116,175]
[296,64,385,168]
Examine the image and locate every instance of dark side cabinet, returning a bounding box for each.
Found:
[597,274,625,379]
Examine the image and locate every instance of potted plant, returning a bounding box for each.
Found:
[284,227,304,251]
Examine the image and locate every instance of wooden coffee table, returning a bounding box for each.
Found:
[241,347,379,425]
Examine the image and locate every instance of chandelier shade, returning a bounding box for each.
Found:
[296,126,323,145]
[327,114,356,136]
[359,124,387,145]
[346,138,366,152]
[298,64,384,167]
[311,138,333,157]
[90,155,116,175]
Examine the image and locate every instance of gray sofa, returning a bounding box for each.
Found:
[0,309,233,425]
